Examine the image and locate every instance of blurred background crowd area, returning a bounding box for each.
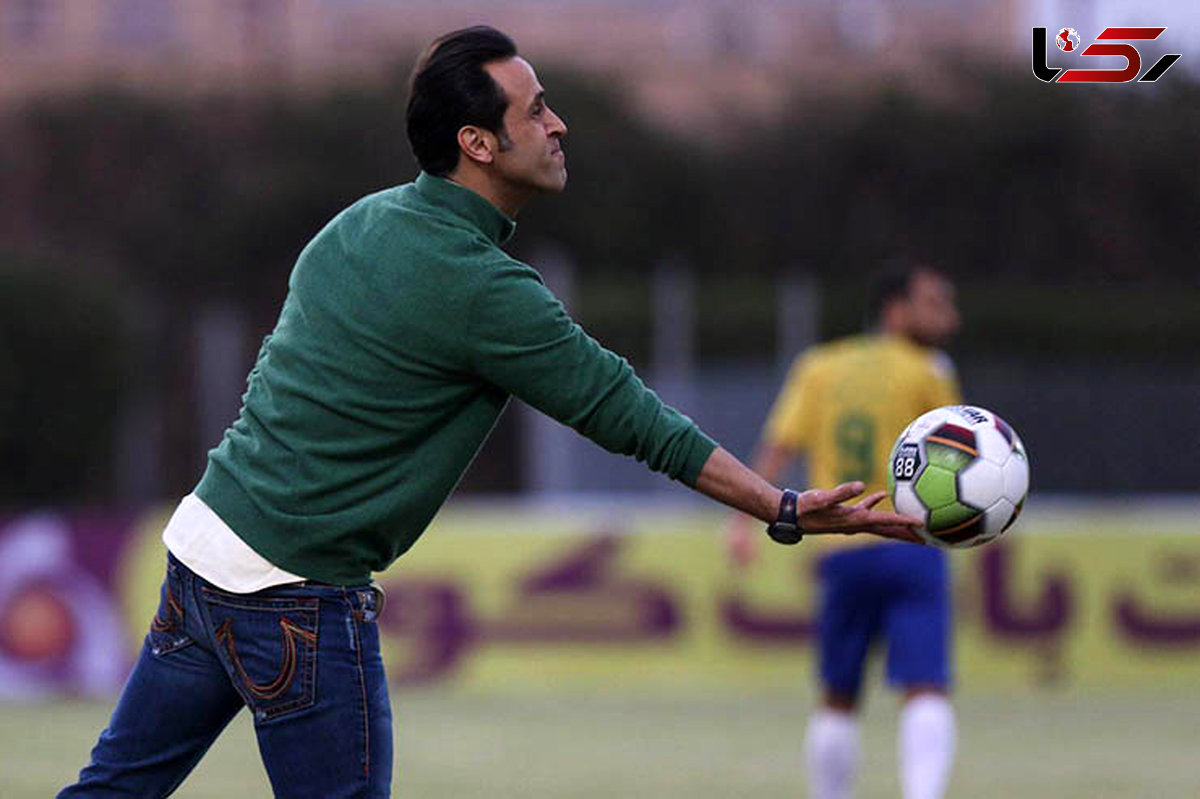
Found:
[0,0,1197,506]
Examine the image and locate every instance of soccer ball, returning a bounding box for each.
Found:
[887,405,1029,548]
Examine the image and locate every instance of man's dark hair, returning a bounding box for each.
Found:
[406,26,518,176]
[865,259,946,327]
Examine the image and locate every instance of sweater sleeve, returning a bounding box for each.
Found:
[467,259,716,487]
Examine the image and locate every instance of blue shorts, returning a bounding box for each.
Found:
[816,543,951,698]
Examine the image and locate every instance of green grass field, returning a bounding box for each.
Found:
[5,688,1197,797]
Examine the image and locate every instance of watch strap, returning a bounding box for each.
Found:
[766,488,804,545]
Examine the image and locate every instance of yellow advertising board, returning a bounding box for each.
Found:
[112,501,1200,696]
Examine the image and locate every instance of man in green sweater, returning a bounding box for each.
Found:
[61,26,918,798]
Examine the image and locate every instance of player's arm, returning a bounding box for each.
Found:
[467,265,918,543]
[698,445,920,540]
[468,260,716,485]
[697,445,782,523]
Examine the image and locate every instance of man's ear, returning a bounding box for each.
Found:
[457,125,497,166]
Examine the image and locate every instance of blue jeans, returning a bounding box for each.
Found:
[60,553,392,797]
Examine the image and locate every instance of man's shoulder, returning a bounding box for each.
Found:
[798,335,949,386]
[326,182,506,258]
[923,348,958,382]
[803,334,873,368]
[877,341,958,392]
[337,184,410,217]
[833,335,937,367]
[311,184,409,244]
[780,338,847,385]
[885,337,955,376]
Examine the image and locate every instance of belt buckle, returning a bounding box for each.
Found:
[356,582,386,622]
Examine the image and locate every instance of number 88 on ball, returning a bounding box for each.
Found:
[887,405,1030,548]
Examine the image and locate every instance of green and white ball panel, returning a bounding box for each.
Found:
[958,457,1004,509]
[888,430,928,525]
[928,500,981,532]
[915,444,979,528]
[891,477,927,525]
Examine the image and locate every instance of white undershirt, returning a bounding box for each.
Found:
[162,494,306,593]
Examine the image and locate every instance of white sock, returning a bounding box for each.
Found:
[804,709,861,799]
[899,695,956,799]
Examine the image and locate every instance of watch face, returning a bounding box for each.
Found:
[767,523,803,545]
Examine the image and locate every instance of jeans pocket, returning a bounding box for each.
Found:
[148,562,193,656]
[200,587,320,721]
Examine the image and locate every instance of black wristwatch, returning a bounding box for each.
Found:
[766,488,804,545]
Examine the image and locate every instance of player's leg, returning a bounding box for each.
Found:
[806,697,862,799]
[898,687,955,799]
[805,548,883,799]
[198,579,393,798]
[882,545,955,799]
[59,555,245,797]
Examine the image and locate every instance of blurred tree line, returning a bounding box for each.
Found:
[1,62,1197,504]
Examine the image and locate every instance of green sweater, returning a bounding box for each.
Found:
[195,173,717,585]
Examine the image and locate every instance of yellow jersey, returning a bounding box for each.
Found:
[764,334,961,521]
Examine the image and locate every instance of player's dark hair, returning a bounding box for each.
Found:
[406,26,518,176]
[865,260,947,327]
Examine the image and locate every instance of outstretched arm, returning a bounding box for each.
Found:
[723,442,793,565]
[698,446,922,542]
[695,445,782,522]
[466,264,917,545]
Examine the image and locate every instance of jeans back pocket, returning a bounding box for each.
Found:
[201,588,320,721]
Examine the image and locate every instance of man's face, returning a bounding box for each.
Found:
[904,270,961,348]
[484,57,568,194]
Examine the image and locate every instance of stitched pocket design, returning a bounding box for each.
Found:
[202,589,320,721]
[216,616,317,701]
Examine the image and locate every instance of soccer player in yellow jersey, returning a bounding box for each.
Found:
[728,264,962,799]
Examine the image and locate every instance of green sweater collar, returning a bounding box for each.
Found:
[415,172,517,246]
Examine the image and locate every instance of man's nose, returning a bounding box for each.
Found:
[547,108,567,137]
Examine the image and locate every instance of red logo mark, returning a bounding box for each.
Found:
[1033,27,1181,84]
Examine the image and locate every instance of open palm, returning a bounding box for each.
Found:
[797,482,924,543]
